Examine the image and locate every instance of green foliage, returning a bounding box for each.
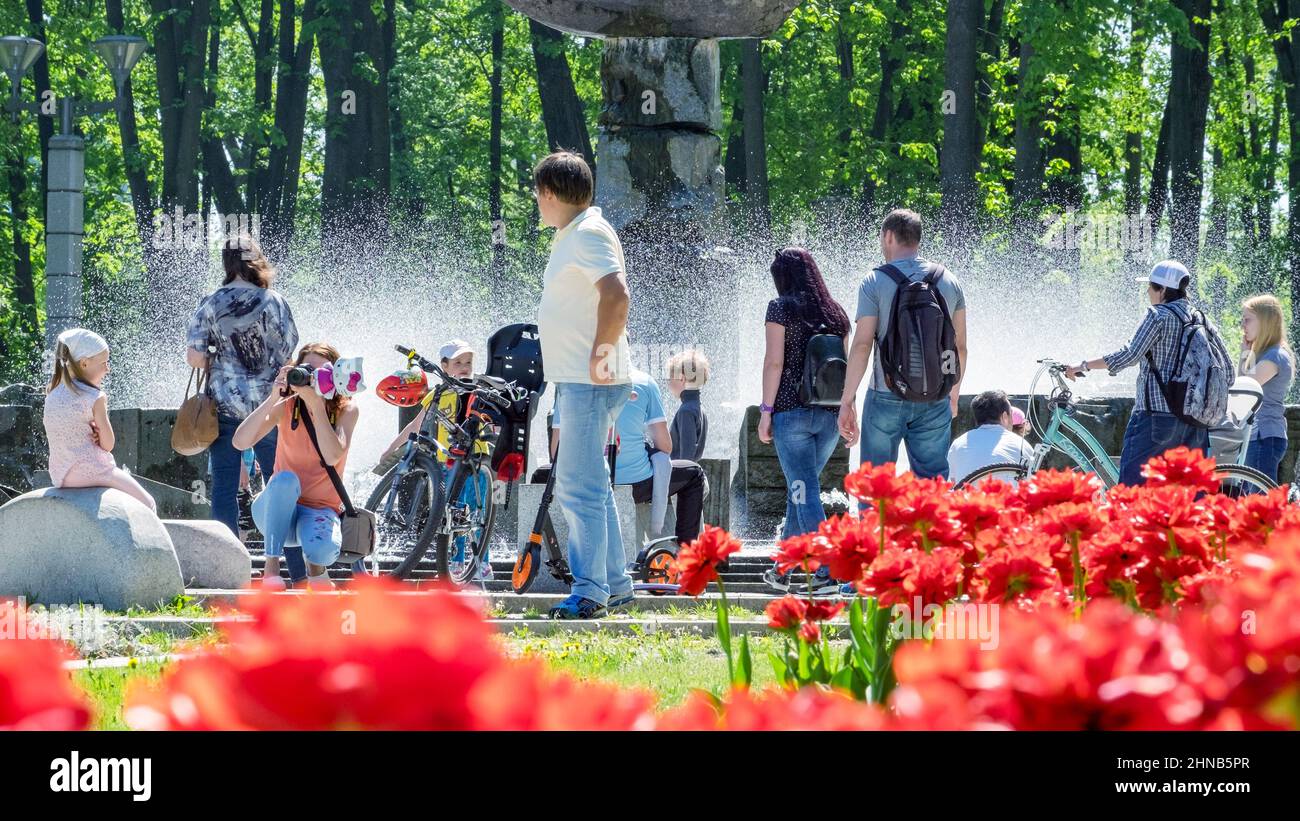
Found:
[0,0,1294,369]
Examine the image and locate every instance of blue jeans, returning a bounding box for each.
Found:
[213,415,306,581]
[553,381,633,605]
[861,389,952,479]
[772,408,840,542]
[450,467,492,562]
[1118,410,1211,486]
[1244,436,1287,483]
[252,471,342,568]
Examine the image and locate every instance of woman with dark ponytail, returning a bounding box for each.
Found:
[759,247,851,595]
[184,233,300,576]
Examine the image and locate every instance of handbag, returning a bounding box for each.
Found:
[171,368,219,456]
[299,400,377,563]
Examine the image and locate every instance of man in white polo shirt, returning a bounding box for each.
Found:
[946,390,1032,484]
[533,151,634,620]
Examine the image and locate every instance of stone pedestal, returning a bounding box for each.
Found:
[596,37,723,238]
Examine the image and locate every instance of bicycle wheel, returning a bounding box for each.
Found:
[436,460,497,586]
[366,453,446,579]
[951,463,1030,489]
[1211,464,1278,498]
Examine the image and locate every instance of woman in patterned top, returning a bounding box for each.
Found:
[185,233,300,571]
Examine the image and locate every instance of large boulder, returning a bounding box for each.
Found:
[162,519,251,589]
[0,487,184,610]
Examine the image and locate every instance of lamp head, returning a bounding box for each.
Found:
[91,35,147,95]
[0,36,44,90]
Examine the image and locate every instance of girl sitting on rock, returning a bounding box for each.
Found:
[43,328,157,512]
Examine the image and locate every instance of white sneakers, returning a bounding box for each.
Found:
[261,573,287,591]
[307,572,335,591]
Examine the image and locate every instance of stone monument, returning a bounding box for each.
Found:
[505,1,800,241]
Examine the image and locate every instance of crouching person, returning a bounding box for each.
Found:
[234,342,360,589]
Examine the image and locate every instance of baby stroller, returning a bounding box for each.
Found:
[1209,376,1263,467]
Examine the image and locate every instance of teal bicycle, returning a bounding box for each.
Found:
[952,358,1277,496]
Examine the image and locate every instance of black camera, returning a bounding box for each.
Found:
[286,365,315,387]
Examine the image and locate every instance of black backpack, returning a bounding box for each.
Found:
[877,262,959,402]
[800,329,847,407]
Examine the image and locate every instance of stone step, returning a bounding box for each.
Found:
[101,613,845,640]
[185,588,786,613]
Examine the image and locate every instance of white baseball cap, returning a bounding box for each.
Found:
[1136,259,1190,290]
[438,339,473,361]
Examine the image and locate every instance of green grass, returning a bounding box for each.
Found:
[74,661,169,731]
[502,630,781,708]
[72,626,786,728]
[114,594,219,619]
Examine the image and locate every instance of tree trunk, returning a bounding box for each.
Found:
[151,0,212,214]
[1146,93,1172,243]
[261,0,317,248]
[939,0,982,248]
[528,20,594,165]
[489,0,506,277]
[862,0,909,211]
[5,131,38,358]
[318,0,392,252]
[1011,38,1042,225]
[976,0,1005,153]
[25,0,53,214]
[724,96,746,198]
[202,16,244,217]
[1123,6,1146,226]
[834,0,855,190]
[106,0,155,246]
[740,38,769,228]
[1167,0,1213,276]
[1258,0,1300,350]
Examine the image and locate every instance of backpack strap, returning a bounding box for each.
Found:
[297,399,357,517]
[1142,303,1188,409]
[876,263,908,286]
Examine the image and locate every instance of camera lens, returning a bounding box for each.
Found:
[287,366,314,387]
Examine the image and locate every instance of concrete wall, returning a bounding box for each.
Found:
[732,393,1300,537]
[1,399,208,518]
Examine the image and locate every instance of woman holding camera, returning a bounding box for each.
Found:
[185,233,299,560]
[233,342,360,589]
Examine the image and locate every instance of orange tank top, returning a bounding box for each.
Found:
[274,399,349,512]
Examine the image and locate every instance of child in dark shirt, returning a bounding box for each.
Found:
[667,349,709,461]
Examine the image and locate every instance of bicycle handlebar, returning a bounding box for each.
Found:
[393,345,526,410]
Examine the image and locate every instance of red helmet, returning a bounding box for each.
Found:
[376,368,429,407]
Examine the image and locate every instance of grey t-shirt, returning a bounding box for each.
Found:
[855,256,966,393]
[1250,346,1294,441]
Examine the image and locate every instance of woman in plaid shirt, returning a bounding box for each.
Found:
[1063,260,1210,486]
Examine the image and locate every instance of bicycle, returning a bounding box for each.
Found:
[366,345,528,583]
[952,358,1278,497]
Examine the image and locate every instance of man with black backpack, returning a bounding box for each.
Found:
[1064,259,1231,486]
[838,209,968,480]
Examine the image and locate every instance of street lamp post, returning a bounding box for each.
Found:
[1,34,146,347]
